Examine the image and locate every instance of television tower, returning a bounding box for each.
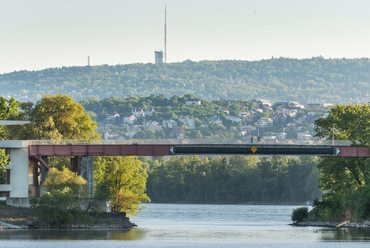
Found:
[164,5,167,63]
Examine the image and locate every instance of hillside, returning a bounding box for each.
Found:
[1,57,369,104]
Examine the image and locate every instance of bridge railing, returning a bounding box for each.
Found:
[27,138,352,146]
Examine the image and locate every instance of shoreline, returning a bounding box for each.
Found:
[292,220,370,229]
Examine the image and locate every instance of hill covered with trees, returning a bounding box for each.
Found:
[1,57,369,104]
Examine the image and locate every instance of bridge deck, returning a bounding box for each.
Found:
[28,144,370,157]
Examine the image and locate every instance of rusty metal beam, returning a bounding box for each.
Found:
[29,144,174,157]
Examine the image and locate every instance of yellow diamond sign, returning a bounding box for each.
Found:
[251,146,257,153]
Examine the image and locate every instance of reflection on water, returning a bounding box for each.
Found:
[0,203,369,245]
[0,229,144,240]
[318,228,370,241]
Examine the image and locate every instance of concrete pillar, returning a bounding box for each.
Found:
[9,147,29,198]
[32,163,40,197]
[80,157,94,198]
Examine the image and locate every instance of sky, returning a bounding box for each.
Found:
[0,0,370,74]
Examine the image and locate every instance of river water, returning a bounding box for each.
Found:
[0,203,369,247]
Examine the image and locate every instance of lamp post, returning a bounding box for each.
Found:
[332,124,334,146]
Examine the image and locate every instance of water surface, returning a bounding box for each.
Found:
[0,203,369,247]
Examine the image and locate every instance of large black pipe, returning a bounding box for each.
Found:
[173,145,334,156]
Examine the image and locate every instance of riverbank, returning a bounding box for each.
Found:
[293,220,370,228]
[0,204,135,230]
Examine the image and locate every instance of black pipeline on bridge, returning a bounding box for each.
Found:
[170,144,335,156]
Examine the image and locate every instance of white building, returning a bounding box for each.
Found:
[185,99,201,105]
[123,114,136,124]
[179,116,195,129]
[163,119,178,129]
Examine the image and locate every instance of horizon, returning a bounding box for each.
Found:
[2,56,370,75]
[1,0,370,74]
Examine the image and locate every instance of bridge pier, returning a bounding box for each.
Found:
[0,141,30,207]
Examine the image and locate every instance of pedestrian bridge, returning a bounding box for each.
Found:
[0,139,369,205]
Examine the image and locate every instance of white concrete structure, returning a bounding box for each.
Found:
[0,120,30,125]
[0,141,29,199]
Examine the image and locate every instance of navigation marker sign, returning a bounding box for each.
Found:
[170,147,176,154]
[251,146,257,154]
[334,148,340,156]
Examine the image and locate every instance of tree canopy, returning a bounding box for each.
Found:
[30,167,92,226]
[94,156,150,217]
[313,103,370,220]
[7,94,100,140]
[1,58,369,104]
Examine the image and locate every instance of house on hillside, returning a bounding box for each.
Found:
[270,113,287,123]
[218,107,229,115]
[321,103,333,108]
[106,112,120,122]
[239,103,248,110]
[255,117,273,128]
[144,107,155,117]
[239,124,255,134]
[237,112,250,119]
[251,106,263,113]
[210,116,223,125]
[123,114,136,124]
[143,121,162,131]
[185,99,202,105]
[132,107,155,118]
[163,119,178,129]
[179,116,196,128]
[228,116,242,123]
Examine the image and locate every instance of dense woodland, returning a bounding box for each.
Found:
[1,57,369,104]
[141,155,321,204]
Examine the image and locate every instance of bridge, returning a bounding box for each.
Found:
[1,138,369,206]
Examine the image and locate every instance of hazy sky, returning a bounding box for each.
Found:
[0,0,369,74]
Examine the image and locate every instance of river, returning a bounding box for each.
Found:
[0,203,369,247]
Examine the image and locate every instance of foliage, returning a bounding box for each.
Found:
[0,149,9,184]
[0,96,20,139]
[1,58,369,105]
[30,167,92,226]
[94,156,150,217]
[7,94,100,140]
[291,207,309,222]
[313,104,370,221]
[145,155,320,204]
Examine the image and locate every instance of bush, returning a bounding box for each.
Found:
[291,206,309,222]
[30,167,94,227]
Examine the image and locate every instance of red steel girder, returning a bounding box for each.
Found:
[29,144,173,157]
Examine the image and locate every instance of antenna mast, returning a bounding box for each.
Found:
[164,5,167,63]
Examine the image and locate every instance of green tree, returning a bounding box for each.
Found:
[94,156,150,216]
[30,167,92,226]
[0,149,9,184]
[313,104,370,220]
[8,94,100,140]
[0,96,21,139]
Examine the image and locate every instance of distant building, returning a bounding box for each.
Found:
[163,119,178,129]
[218,107,229,115]
[155,51,163,64]
[185,99,202,105]
[123,114,136,124]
